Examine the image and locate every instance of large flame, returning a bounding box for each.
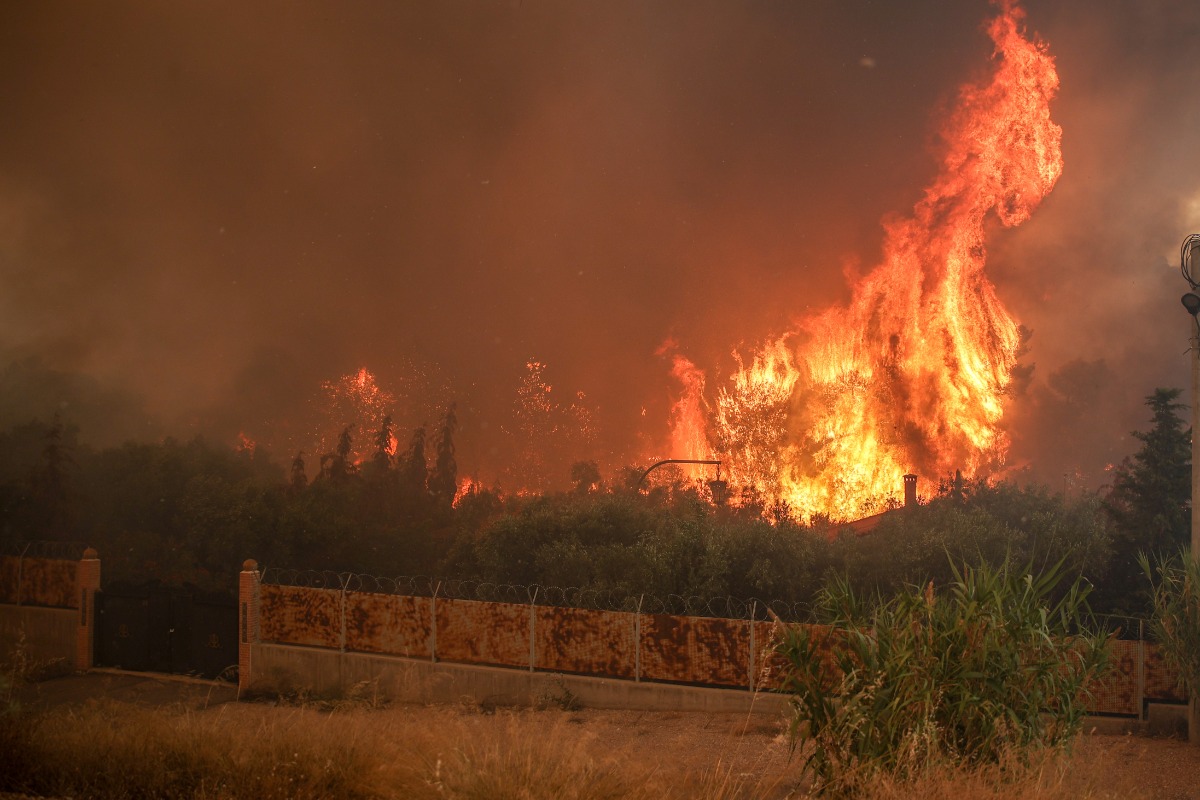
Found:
[670,2,1061,522]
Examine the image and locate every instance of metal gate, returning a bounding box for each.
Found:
[95,582,238,680]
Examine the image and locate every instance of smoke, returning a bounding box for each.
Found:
[0,1,1196,490]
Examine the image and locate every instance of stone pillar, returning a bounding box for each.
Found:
[903,473,918,508]
[75,548,101,671]
[239,559,260,694]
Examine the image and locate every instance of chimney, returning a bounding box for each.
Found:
[903,473,917,508]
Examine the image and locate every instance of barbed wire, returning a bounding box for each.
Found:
[0,540,91,560]
[258,567,815,622]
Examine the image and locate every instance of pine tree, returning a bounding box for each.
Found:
[372,415,395,473]
[1102,387,1191,613]
[290,451,308,492]
[401,425,428,498]
[429,404,458,507]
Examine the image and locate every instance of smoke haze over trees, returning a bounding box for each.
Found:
[1,2,1198,491]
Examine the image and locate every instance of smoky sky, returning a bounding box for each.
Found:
[2,1,1199,488]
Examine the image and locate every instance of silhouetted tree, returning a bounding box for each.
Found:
[570,460,600,495]
[372,415,394,473]
[317,426,356,483]
[290,451,308,492]
[429,405,458,507]
[401,425,428,498]
[1102,388,1191,614]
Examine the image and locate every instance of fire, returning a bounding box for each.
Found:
[318,367,395,461]
[236,431,257,455]
[453,476,483,506]
[664,351,712,477]
[669,2,1061,522]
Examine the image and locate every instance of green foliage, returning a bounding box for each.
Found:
[775,561,1109,797]
[1103,388,1191,615]
[1142,550,1200,698]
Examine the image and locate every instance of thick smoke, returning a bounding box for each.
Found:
[0,1,1197,490]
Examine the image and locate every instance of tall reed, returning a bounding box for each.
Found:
[775,559,1109,797]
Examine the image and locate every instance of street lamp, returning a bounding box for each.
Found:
[637,458,725,504]
[1180,235,1200,746]
[1182,234,1200,565]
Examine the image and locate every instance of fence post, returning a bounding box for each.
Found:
[528,586,539,672]
[748,601,756,693]
[430,582,440,663]
[16,542,30,606]
[634,595,643,682]
[339,574,348,654]
[238,559,260,695]
[1138,618,1146,721]
[75,547,101,671]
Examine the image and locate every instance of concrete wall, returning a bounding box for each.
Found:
[0,605,76,668]
[250,642,789,716]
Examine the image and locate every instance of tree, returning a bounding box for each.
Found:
[371,415,394,473]
[401,425,428,498]
[429,405,458,508]
[570,461,601,495]
[1102,388,1191,614]
[289,451,308,492]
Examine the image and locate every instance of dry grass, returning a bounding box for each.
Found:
[0,699,1168,799]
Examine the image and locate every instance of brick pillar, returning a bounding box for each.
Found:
[239,559,260,694]
[75,548,101,671]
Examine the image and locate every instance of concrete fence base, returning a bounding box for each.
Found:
[249,642,790,716]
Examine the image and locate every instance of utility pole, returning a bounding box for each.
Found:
[1179,233,1200,743]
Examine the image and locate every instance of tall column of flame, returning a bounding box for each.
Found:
[672,2,1062,521]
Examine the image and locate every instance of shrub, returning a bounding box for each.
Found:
[775,560,1109,797]
[1142,550,1200,698]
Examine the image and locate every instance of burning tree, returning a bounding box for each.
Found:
[667,2,1062,523]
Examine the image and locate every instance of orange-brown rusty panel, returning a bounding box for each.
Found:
[752,620,795,691]
[534,606,636,678]
[639,614,749,687]
[435,598,529,668]
[1087,639,1138,716]
[752,622,850,693]
[0,557,19,604]
[748,623,854,690]
[344,591,432,659]
[259,585,342,649]
[1144,642,1186,704]
[19,557,78,608]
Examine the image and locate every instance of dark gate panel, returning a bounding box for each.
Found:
[95,591,153,672]
[95,583,237,680]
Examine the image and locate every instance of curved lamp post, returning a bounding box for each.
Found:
[637,459,725,503]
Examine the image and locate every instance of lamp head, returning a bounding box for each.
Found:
[1183,293,1200,317]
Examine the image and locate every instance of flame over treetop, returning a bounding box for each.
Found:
[668,2,1062,522]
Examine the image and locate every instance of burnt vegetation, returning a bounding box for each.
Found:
[0,389,1187,618]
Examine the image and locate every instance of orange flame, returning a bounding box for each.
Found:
[666,353,712,477]
[318,367,395,461]
[669,2,1060,522]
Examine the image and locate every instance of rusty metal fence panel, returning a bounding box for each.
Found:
[752,622,846,692]
[435,597,529,669]
[1144,641,1186,704]
[639,613,749,687]
[251,572,1186,718]
[1088,639,1139,716]
[535,606,637,678]
[0,557,18,604]
[344,591,432,659]
[259,584,342,649]
[17,557,78,608]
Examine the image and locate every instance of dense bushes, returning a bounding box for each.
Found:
[776,561,1109,796]
[0,415,1152,616]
